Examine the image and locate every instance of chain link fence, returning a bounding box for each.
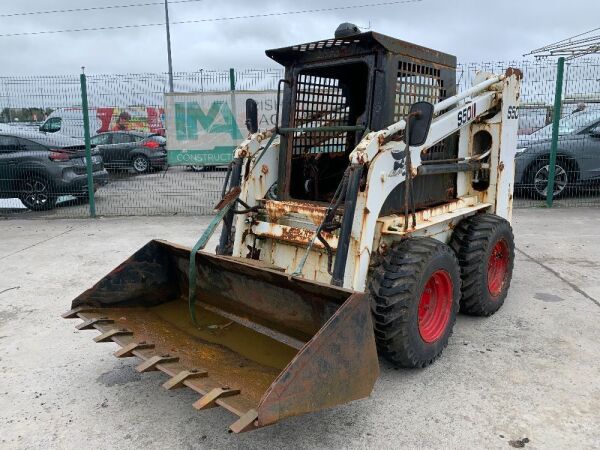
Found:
[0,70,282,218]
[1,61,599,218]
[459,59,600,208]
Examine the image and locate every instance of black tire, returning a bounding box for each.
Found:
[369,237,461,368]
[449,213,515,316]
[525,158,575,200]
[131,155,150,174]
[19,175,57,211]
[189,165,205,172]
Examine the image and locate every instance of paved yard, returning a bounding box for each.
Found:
[0,208,598,449]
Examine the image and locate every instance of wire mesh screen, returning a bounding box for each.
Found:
[0,69,282,218]
[1,61,599,219]
[394,61,451,163]
[292,74,350,155]
[394,61,447,121]
[0,75,93,217]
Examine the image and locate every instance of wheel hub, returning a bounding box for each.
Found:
[23,180,49,206]
[418,270,453,343]
[134,157,148,172]
[487,239,509,298]
[534,164,567,197]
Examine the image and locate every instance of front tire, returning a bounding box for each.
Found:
[369,237,461,368]
[449,213,515,316]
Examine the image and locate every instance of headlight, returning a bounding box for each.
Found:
[515,147,527,157]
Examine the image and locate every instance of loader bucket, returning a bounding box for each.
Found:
[64,239,379,432]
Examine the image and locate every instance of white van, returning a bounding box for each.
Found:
[39,107,165,138]
[39,108,101,138]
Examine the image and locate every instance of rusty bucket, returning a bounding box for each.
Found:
[64,239,379,432]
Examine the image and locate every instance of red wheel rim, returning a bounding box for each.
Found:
[418,270,453,343]
[488,239,510,298]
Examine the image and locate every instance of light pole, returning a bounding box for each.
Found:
[164,0,174,93]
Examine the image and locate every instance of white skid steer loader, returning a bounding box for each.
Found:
[65,26,521,433]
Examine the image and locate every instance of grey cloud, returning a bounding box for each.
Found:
[1,0,598,75]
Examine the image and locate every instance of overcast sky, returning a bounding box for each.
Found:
[1,0,598,75]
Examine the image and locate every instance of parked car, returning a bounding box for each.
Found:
[90,131,167,173]
[515,109,600,199]
[0,130,108,211]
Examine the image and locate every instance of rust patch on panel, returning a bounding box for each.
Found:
[505,67,523,80]
[263,200,331,226]
[253,222,338,250]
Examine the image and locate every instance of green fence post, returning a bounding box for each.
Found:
[229,68,236,91]
[229,68,238,154]
[546,57,565,208]
[80,71,96,218]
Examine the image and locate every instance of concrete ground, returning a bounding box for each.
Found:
[0,208,598,449]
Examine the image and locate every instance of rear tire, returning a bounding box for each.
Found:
[19,175,57,211]
[132,155,150,174]
[449,213,515,316]
[369,237,461,368]
[526,158,574,200]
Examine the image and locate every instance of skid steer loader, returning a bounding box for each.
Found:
[64,25,522,433]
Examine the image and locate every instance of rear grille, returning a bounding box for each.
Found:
[394,61,447,121]
[292,74,351,156]
[394,61,450,161]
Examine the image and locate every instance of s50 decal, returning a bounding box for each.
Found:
[507,105,519,120]
[457,103,477,127]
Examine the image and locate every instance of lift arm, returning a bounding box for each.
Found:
[349,73,505,167]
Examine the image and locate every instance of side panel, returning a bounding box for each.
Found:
[495,73,521,220]
[257,292,379,426]
[232,133,280,257]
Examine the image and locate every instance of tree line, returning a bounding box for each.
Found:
[0,107,54,124]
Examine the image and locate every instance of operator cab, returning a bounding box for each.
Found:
[266,25,457,210]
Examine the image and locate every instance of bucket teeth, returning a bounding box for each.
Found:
[76,317,114,330]
[193,387,241,410]
[229,410,259,434]
[62,306,94,319]
[162,369,208,390]
[113,341,155,358]
[93,328,133,343]
[136,354,179,373]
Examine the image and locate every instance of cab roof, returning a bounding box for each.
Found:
[266,31,456,68]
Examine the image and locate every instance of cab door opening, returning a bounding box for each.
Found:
[286,62,370,203]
